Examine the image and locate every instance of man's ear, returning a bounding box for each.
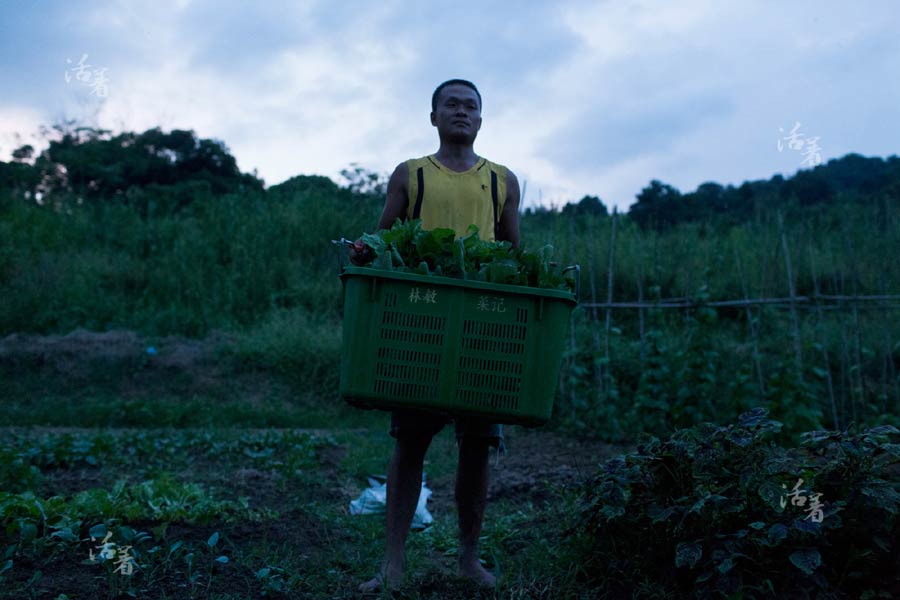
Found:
[430,111,437,126]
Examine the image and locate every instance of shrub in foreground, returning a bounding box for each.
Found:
[569,408,900,598]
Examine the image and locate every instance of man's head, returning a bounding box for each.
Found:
[430,79,483,144]
[431,79,482,113]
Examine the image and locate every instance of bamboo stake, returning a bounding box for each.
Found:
[757,211,773,388]
[653,217,662,336]
[562,213,576,422]
[834,266,857,427]
[588,216,599,323]
[842,221,867,423]
[878,199,900,410]
[635,226,647,365]
[825,256,844,426]
[778,210,803,374]
[879,262,898,413]
[568,216,577,353]
[683,230,693,322]
[888,193,900,409]
[809,242,839,429]
[587,214,603,391]
[605,208,618,378]
[735,244,766,399]
[852,298,865,414]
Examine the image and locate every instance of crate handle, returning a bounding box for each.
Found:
[562,264,581,302]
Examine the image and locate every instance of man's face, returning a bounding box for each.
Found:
[430,84,482,143]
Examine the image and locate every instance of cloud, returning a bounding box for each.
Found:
[542,89,734,172]
[0,106,47,160]
[1,0,898,211]
[508,0,900,208]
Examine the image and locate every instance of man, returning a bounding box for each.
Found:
[358,78,521,593]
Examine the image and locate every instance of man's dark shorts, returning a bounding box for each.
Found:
[390,408,504,450]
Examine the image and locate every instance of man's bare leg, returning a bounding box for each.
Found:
[456,438,496,587]
[359,434,432,593]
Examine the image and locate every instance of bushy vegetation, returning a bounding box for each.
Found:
[567,408,900,598]
[0,177,380,336]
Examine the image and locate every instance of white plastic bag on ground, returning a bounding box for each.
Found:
[349,474,433,530]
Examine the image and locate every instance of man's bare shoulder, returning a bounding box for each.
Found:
[378,162,411,229]
[504,167,520,200]
[389,161,409,182]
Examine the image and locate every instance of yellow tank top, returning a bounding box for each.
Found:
[405,154,508,241]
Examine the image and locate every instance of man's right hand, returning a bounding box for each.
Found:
[348,239,375,266]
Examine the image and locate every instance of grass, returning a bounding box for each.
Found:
[0,356,380,431]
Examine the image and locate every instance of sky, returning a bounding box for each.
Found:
[1,0,898,211]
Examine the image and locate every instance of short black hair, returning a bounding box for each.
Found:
[431,79,482,113]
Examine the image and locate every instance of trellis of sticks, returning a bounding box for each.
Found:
[559,208,900,433]
[578,294,900,310]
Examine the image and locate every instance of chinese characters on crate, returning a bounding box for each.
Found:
[408,287,437,304]
[407,286,510,314]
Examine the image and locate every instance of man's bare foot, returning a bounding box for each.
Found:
[358,568,402,594]
[459,558,496,588]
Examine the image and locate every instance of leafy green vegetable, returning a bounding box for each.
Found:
[569,407,900,597]
[353,218,575,292]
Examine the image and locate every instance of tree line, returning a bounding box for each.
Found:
[3,123,898,227]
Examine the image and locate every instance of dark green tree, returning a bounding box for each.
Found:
[562,195,609,218]
[628,180,683,230]
[7,125,264,215]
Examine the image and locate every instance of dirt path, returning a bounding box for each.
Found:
[428,428,629,515]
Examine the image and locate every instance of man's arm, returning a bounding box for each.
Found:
[350,162,409,265]
[496,169,521,248]
[377,162,410,230]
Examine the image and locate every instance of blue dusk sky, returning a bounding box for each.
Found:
[1,0,898,210]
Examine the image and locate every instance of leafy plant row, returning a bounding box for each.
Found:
[354,218,576,292]
[0,429,327,494]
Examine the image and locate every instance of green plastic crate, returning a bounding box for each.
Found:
[339,266,577,426]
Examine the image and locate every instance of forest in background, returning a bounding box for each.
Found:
[2,123,899,443]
